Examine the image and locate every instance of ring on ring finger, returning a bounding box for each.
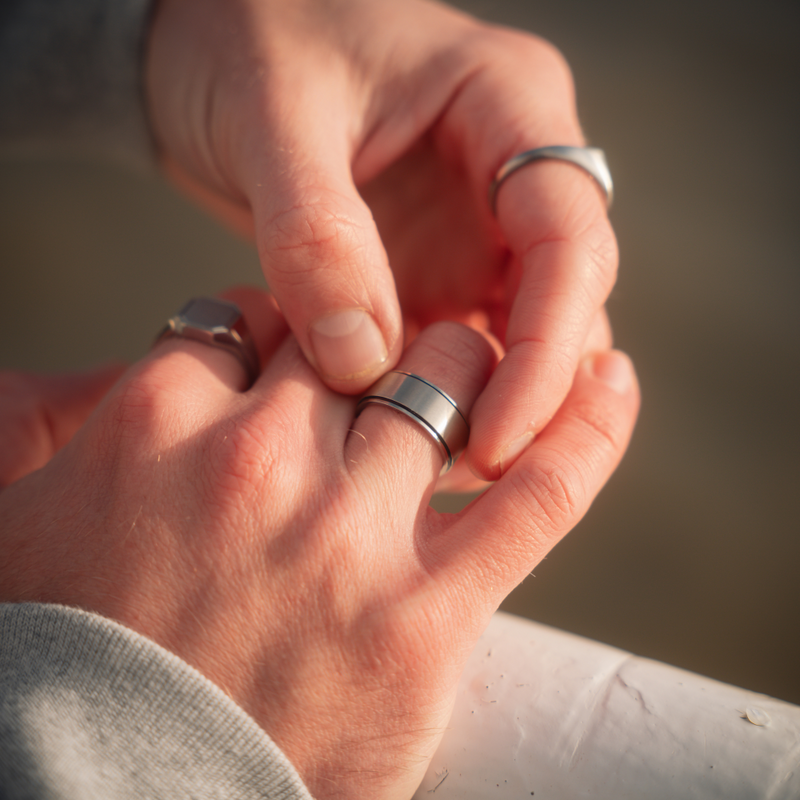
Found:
[356,371,469,474]
[155,297,260,387]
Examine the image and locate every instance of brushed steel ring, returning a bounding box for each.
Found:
[355,371,469,474]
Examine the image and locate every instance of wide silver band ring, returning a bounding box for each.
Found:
[489,145,613,214]
[356,371,469,474]
[155,297,260,386]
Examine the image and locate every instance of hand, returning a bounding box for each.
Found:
[0,364,124,488]
[0,287,638,800]
[144,0,618,480]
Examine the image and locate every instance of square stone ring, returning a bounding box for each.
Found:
[154,297,260,387]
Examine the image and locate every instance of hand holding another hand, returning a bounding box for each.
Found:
[145,0,618,480]
[1,1,636,796]
[0,287,638,800]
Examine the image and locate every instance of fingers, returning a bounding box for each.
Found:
[432,30,619,480]
[164,100,403,395]
[249,151,403,394]
[467,211,618,480]
[345,321,497,501]
[228,35,404,393]
[432,350,639,604]
[0,364,125,487]
[146,0,404,394]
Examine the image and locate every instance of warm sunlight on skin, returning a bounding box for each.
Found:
[0,286,639,800]
[1,0,635,796]
[145,0,620,484]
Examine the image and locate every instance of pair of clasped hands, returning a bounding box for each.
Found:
[0,0,639,798]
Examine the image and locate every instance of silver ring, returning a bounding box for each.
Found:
[356,371,469,474]
[155,297,259,386]
[489,145,613,214]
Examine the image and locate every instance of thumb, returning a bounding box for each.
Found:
[146,0,403,392]
[248,124,403,393]
[0,363,125,487]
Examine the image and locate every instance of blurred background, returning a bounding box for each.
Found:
[1,0,798,703]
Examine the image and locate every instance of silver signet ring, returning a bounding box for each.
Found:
[155,297,260,386]
[489,145,613,214]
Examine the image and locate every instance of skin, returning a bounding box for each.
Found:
[144,0,619,481]
[1,1,632,795]
[0,287,639,800]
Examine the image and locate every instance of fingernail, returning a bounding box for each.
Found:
[498,430,535,474]
[309,308,387,380]
[589,350,633,394]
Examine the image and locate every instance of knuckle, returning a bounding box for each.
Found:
[536,220,618,311]
[518,33,573,90]
[575,228,619,305]
[476,25,573,89]
[507,459,584,541]
[101,360,193,447]
[503,339,578,402]
[481,459,585,572]
[105,375,160,437]
[438,24,580,184]
[571,394,625,453]
[588,228,619,285]
[259,200,368,288]
[206,414,285,506]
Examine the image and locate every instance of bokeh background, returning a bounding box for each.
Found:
[1,0,798,703]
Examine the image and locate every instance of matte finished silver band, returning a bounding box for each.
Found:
[155,297,260,386]
[489,145,614,213]
[356,371,470,473]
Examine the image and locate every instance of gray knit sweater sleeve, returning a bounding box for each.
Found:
[0,0,155,168]
[0,603,315,800]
